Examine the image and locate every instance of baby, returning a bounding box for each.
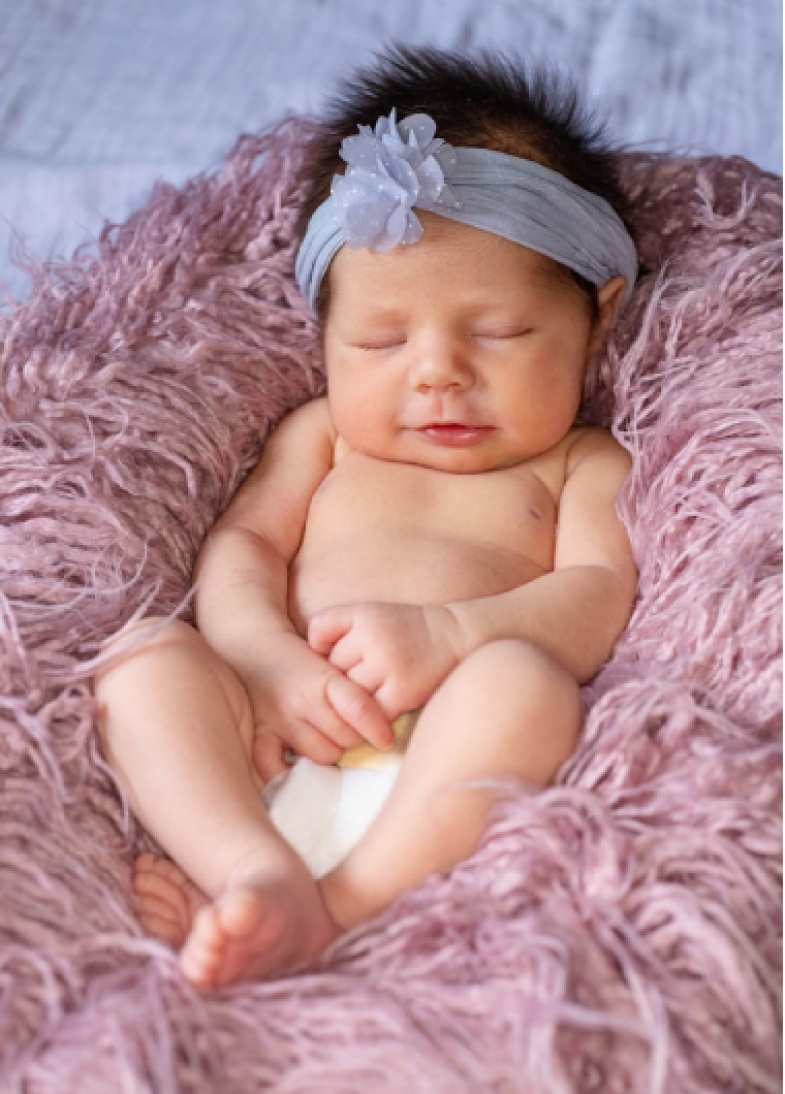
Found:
[95,46,638,990]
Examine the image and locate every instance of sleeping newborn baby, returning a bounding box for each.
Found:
[95,47,638,990]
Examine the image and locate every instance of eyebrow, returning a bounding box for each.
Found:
[332,304,407,329]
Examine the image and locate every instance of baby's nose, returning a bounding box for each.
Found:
[408,336,474,392]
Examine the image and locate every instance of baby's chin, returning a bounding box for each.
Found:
[354,431,528,475]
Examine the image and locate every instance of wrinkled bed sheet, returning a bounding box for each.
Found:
[0,0,781,302]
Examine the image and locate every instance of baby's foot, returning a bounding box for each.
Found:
[133,852,209,947]
[179,857,340,990]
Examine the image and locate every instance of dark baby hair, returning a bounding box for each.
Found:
[296,43,634,318]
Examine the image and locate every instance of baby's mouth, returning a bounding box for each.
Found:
[418,422,493,446]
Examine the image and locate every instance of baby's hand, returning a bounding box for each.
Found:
[242,633,393,780]
[307,603,463,720]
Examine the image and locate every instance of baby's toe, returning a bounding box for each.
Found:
[134,853,187,887]
[181,907,224,987]
[139,907,188,946]
[137,886,190,942]
[153,858,193,886]
[135,851,159,871]
[134,870,190,921]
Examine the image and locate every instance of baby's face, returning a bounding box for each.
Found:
[323,214,615,474]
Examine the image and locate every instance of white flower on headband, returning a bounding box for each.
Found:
[330,109,460,252]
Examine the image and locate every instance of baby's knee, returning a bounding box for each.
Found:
[95,617,251,745]
[98,614,194,658]
[96,617,198,692]
[94,617,231,708]
[96,616,193,706]
[461,639,582,721]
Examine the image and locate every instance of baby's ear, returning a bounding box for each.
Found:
[589,275,627,353]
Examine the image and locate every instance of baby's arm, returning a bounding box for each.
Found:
[444,429,637,683]
[193,398,392,777]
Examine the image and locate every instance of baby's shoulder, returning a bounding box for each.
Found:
[292,396,346,465]
[560,425,632,495]
[267,396,337,452]
[564,424,630,467]
[281,394,334,433]
[516,426,623,508]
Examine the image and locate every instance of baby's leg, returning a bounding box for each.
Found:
[320,639,581,930]
[95,619,337,987]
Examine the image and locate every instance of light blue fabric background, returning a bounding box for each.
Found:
[0,0,781,302]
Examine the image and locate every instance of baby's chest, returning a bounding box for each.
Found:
[308,455,559,558]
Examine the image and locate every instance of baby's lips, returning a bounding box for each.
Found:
[417,422,494,446]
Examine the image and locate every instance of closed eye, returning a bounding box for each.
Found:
[474,323,535,336]
[474,327,533,341]
[352,339,406,351]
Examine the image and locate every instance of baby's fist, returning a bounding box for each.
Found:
[308,602,462,718]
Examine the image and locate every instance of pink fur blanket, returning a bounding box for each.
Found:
[0,118,781,1093]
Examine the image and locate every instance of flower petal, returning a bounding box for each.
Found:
[340,133,382,171]
[399,113,437,148]
[416,156,446,206]
[385,202,410,245]
[401,211,424,245]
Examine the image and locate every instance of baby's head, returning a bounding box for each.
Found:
[296,46,637,473]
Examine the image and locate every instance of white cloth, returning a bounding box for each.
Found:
[263,756,402,878]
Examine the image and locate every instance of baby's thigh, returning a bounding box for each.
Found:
[96,617,256,758]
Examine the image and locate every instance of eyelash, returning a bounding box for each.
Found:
[354,340,405,352]
[475,328,533,341]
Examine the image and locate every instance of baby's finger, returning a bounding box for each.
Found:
[286,720,344,767]
[252,733,288,782]
[307,605,354,656]
[325,632,362,674]
[325,672,394,750]
[372,680,406,723]
[306,699,366,750]
[344,659,385,697]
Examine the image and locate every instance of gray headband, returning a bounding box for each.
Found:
[295,109,637,310]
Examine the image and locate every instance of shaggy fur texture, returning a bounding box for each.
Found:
[0,118,781,1092]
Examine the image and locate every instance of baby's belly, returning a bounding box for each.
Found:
[288,532,546,636]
